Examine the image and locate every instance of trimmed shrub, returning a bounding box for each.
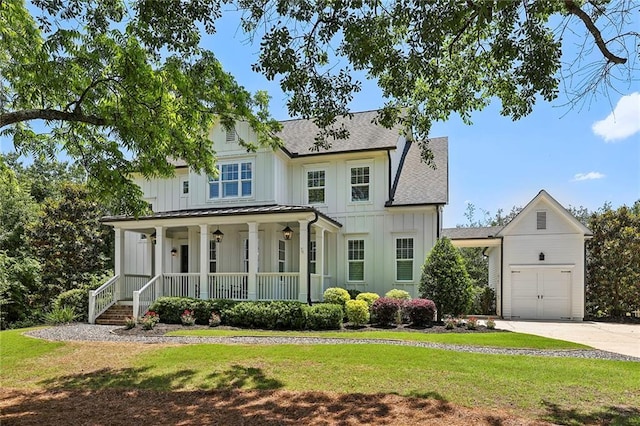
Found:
[385,289,412,300]
[224,301,307,330]
[371,297,401,326]
[346,289,362,300]
[405,298,436,326]
[356,292,379,309]
[345,300,370,326]
[54,288,89,322]
[150,297,193,324]
[304,303,343,330]
[323,287,351,308]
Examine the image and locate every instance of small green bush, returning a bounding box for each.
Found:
[346,289,361,300]
[54,288,89,322]
[385,289,412,300]
[323,287,351,308]
[150,297,193,324]
[303,304,343,330]
[45,305,78,325]
[224,301,307,330]
[346,300,370,326]
[356,292,379,309]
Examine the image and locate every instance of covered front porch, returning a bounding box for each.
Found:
[89,205,341,323]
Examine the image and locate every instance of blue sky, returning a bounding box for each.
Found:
[2,7,638,228]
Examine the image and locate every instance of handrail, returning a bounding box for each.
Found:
[88,275,119,324]
[133,274,161,320]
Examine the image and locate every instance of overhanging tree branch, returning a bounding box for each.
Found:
[0,109,108,128]
[564,0,627,65]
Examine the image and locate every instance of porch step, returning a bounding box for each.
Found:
[95,304,134,326]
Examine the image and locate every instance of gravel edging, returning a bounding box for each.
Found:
[24,323,640,362]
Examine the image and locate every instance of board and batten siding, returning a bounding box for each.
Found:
[486,246,501,316]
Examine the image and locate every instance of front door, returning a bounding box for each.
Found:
[180,245,189,273]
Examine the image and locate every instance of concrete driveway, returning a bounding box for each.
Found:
[495,320,640,358]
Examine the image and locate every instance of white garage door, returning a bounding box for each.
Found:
[511,269,572,319]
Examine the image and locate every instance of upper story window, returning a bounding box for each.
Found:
[395,238,414,281]
[182,180,189,195]
[208,161,253,199]
[307,170,325,204]
[537,211,547,230]
[350,166,370,202]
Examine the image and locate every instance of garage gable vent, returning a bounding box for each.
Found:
[537,211,547,230]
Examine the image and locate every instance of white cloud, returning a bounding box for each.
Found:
[592,92,640,142]
[572,172,606,182]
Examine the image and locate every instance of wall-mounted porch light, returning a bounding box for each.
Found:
[171,248,178,257]
[212,228,224,243]
[282,225,294,240]
[539,252,545,261]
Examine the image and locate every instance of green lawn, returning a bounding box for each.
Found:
[167,329,590,349]
[1,328,638,425]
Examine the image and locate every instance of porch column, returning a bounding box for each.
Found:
[114,227,125,301]
[154,226,164,297]
[199,224,209,299]
[316,227,325,296]
[298,219,309,302]
[247,222,259,300]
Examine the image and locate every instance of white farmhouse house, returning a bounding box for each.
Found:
[90,111,449,323]
[443,190,592,321]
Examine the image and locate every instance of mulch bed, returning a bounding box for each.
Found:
[112,323,508,337]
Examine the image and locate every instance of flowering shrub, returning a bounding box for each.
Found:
[124,317,136,330]
[140,310,160,330]
[405,298,436,326]
[209,312,221,327]
[346,300,370,326]
[356,292,380,309]
[444,315,457,329]
[466,316,478,330]
[323,287,351,309]
[485,317,496,330]
[371,297,401,326]
[384,289,412,300]
[180,309,196,326]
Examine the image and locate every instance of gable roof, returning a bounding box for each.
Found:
[386,137,448,206]
[442,226,503,240]
[278,110,401,157]
[497,190,592,237]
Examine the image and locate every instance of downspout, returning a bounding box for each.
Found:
[436,205,441,239]
[307,211,320,306]
[500,236,504,319]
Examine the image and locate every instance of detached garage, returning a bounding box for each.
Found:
[444,190,592,321]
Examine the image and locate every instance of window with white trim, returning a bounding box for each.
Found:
[396,238,414,281]
[348,239,365,281]
[309,240,317,274]
[350,166,370,202]
[307,170,325,204]
[278,240,286,273]
[243,239,249,272]
[209,240,217,273]
[208,161,253,199]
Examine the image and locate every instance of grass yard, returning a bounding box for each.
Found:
[166,328,590,349]
[1,328,639,425]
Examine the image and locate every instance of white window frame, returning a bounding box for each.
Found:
[347,160,373,204]
[278,240,286,273]
[309,240,317,274]
[242,239,249,273]
[347,239,365,282]
[306,169,326,205]
[180,177,189,197]
[395,237,414,282]
[208,160,254,200]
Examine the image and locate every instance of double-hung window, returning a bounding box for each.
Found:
[350,166,370,202]
[347,239,365,281]
[209,240,217,273]
[278,240,286,273]
[395,238,414,281]
[307,170,325,204]
[208,161,253,199]
[309,240,317,274]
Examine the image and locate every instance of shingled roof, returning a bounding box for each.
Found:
[442,226,503,240]
[278,110,401,156]
[387,137,448,206]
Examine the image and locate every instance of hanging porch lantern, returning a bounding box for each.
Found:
[282,225,294,240]
[212,228,224,243]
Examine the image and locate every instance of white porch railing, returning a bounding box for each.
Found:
[208,273,249,300]
[122,274,151,300]
[133,274,161,320]
[88,275,119,324]
[163,273,200,298]
[257,273,299,300]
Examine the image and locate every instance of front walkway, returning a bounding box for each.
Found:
[25,324,639,362]
[495,320,640,358]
